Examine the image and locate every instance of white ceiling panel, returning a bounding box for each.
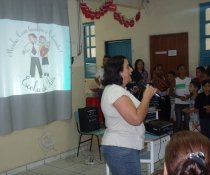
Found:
[84,0,149,10]
[114,0,141,9]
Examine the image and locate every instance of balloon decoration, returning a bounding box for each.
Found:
[80,0,141,28]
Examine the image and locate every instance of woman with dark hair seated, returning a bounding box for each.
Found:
[164,131,210,175]
[100,55,157,175]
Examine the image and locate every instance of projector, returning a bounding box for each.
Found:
[145,119,173,136]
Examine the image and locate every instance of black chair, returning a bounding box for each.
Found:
[74,111,105,160]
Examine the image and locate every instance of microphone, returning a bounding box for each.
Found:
[154,92,161,98]
[146,83,161,98]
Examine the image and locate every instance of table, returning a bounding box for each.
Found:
[140,132,170,174]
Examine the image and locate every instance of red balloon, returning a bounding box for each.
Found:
[95,11,101,19]
[130,19,135,27]
[124,20,129,28]
[84,11,91,18]
[105,0,113,6]
[113,11,120,21]
[108,3,117,12]
[135,11,141,22]
[89,11,95,20]
[80,2,88,11]
[120,15,125,25]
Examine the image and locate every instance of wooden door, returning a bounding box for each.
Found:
[150,32,189,76]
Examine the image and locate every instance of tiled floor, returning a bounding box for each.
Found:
[13,150,164,175]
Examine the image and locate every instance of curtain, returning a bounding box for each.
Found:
[0,0,72,134]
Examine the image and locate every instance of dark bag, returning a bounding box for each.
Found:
[78,107,100,132]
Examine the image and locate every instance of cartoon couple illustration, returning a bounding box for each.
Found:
[27,33,50,78]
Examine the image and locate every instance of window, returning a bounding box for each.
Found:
[200,2,210,66]
[83,22,96,78]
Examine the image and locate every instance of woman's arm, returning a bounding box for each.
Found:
[113,85,157,125]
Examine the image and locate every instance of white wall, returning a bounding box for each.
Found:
[93,0,210,79]
[0,0,209,172]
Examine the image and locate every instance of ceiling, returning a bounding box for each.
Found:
[85,0,149,9]
[114,0,141,9]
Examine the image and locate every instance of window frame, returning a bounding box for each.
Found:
[83,22,96,79]
[200,2,210,66]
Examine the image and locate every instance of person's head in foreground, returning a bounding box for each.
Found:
[164,131,210,175]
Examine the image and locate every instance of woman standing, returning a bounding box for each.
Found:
[131,59,148,87]
[151,64,171,121]
[101,55,157,175]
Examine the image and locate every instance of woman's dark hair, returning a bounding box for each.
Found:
[204,70,210,77]
[104,55,111,59]
[102,55,125,86]
[165,131,210,175]
[177,64,185,70]
[190,79,201,92]
[168,71,176,77]
[206,65,210,74]
[134,59,145,72]
[196,66,206,73]
[202,79,210,86]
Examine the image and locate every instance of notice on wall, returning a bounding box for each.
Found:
[168,50,177,56]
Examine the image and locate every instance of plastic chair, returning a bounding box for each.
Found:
[74,111,105,160]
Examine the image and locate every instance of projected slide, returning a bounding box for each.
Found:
[0,20,71,97]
